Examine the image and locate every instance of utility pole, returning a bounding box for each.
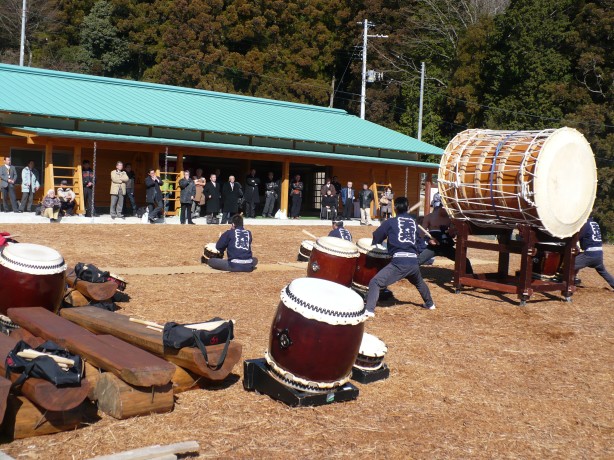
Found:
[358,19,387,120]
[19,0,26,66]
[417,62,425,140]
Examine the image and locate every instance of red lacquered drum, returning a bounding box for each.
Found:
[0,243,67,314]
[297,240,314,262]
[307,236,359,286]
[532,242,564,280]
[265,278,367,392]
[352,238,391,292]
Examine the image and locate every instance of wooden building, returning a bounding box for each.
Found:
[0,64,442,216]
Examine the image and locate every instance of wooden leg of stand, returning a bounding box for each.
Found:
[454,221,469,294]
[518,225,535,306]
[498,231,511,279]
[562,233,579,300]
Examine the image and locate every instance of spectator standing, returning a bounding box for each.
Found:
[203,173,222,222]
[380,186,394,220]
[82,159,95,217]
[178,170,196,225]
[57,180,76,216]
[341,181,355,219]
[0,156,18,212]
[331,176,342,200]
[244,169,260,218]
[290,174,303,219]
[222,175,243,224]
[262,172,279,218]
[145,169,164,223]
[109,161,128,219]
[192,168,206,218]
[124,163,137,216]
[320,177,336,197]
[19,160,39,212]
[359,183,374,225]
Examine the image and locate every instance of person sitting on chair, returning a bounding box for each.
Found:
[56,180,76,216]
[42,189,61,222]
[574,216,614,291]
[321,189,337,220]
[328,220,352,241]
[208,214,258,272]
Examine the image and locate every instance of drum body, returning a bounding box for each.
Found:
[354,332,388,371]
[297,240,314,262]
[438,128,597,238]
[532,242,564,280]
[0,243,66,314]
[266,278,366,392]
[201,243,222,263]
[307,237,359,287]
[352,238,391,291]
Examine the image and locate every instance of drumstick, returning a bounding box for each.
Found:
[16,350,74,367]
[409,201,421,213]
[146,325,163,332]
[302,229,318,240]
[418,224,435,240]
[184,319,236,331]
[129,318,163,329]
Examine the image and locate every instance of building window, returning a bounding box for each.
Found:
[313,171,326,207]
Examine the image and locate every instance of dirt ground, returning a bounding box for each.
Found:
[1,224,613,459]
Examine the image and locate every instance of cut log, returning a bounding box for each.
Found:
[93,372,173,420]
[0,377,12,423]
[7,307,175,387]
[88,441,199,460]
[60,307,242,381]
[1,395,96,440]
[171,365,206,394]
[84,362,103,401]
[0,333,89,411]
[63,289,90,307]
[9,328,45,348]
[66,269,117,301]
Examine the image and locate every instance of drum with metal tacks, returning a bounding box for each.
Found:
[352,238,391,292]
[354,332,388,371]
[307,236,359,286]
[297,240,314,262]
[201,242,223,264]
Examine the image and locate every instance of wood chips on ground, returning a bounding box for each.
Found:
[1,223,613,459]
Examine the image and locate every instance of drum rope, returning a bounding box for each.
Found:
[91,141,97,223]
[488,132,517,226]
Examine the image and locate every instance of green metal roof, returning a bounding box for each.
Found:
[0,64,443,156]
[12,127,440,169]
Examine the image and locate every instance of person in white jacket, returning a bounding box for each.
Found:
[19,160,40,212]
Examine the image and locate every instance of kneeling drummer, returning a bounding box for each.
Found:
[208,214,258,272]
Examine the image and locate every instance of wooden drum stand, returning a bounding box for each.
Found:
[453,221,579,306]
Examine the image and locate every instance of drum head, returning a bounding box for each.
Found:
[300,240,314,251]
[205,243,219,253]
[0,243,66,275]
[356,238,389,258]
[281,277,366,325]
[314,236,359,258]
[359,332,388,358]
[534,128,597,238]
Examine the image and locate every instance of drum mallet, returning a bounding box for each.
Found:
[302,229,319,240]
[408,201,422,213]
[418,224,435,241]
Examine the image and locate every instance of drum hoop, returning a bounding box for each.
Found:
[351,281,369,291]
[354,356,385,371]
[356,239,389,257]
[264,351,350,392]
[108,272,127,283]
[314,238,359,258]
[281,284,366,326]
[300,240,315,250]
[0,250,66,275]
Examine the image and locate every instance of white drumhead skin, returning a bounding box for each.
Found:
[0,243,66,275]
[359,332,388,357]
[315,236,359,258]
[280,277,366,326]
[356,238,389,257]
[534,128,597,238]
[300,240,314,250]
[205,243,219,253]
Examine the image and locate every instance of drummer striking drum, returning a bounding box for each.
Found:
[365,197,435,316]
[328,220,352,241]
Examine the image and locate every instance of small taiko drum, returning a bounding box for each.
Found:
[532,242,564,280]
[307,236,359,287]
[265,278,367,393]
[297,240,314,262]
[438,128,597,238]
[354,333,388,371]
[352,238,391,292]
[0,243,67,314]
[107,273,127,291]
[201,243,222,264]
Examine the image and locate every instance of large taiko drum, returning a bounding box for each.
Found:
[265,278,367,392]
[0,243,67,314]
[438,128,597,238]
[307,236,359,286]
[352,238,391,292]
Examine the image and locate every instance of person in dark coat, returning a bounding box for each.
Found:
[178,170,196,225]
[321,189,337,220]
[262,172,279,218]
[290,174,303,219]
[244,169,260,218]
[203,173,222,220]
[145,168,164,223]
[222,175,243,224]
